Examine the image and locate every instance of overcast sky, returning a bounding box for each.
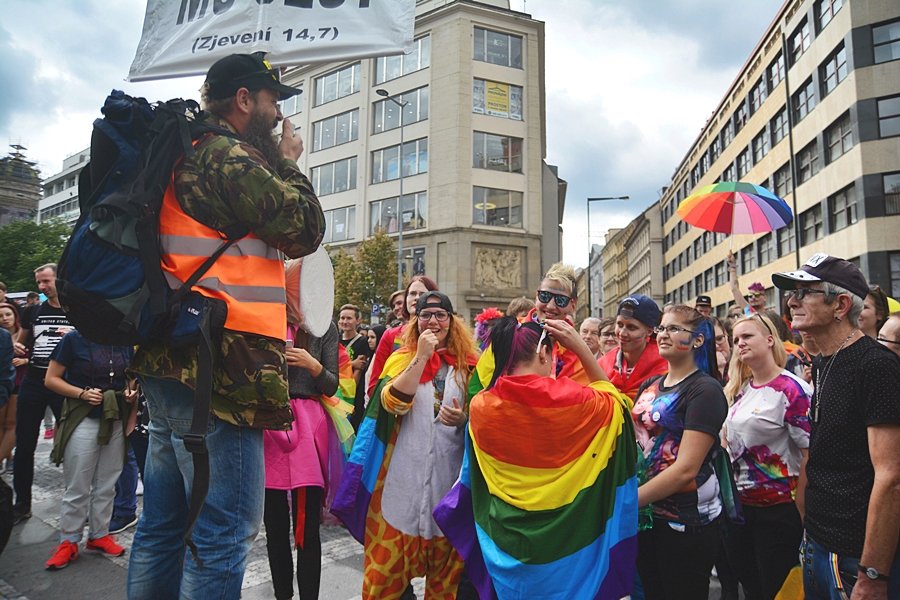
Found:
[1,0,783,267]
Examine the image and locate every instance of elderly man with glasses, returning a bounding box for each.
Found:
[773,254,900,600]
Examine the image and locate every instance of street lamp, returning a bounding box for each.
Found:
[376,88,410,290]
[586,195,630,317]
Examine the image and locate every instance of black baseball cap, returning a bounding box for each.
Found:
[416,291,454,315]
[695,295,712,307]
[772,253,869,300]
[205,52,300,101]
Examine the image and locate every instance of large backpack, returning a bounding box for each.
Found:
[56,90,241,567]
[57,90,241,347]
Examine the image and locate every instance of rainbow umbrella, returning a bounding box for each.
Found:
[677,181,793,235]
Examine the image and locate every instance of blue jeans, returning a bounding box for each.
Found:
[114,446,139,519]
[127,377,264,600]
[801,534,900,599]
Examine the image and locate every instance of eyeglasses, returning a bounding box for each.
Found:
[877,336,900,346]
[418,310,449,323]
[653,325,696,335]
[748,292,766,298]
[537,290,572,308]
[783,288,829,301]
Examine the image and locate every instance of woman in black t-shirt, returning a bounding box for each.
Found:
[632,305,728,600]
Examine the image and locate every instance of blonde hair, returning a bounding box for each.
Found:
[402,313,477,390]
[724,313,788,403]
[542,262,577,298]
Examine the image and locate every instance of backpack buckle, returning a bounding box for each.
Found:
[182,433,207,455]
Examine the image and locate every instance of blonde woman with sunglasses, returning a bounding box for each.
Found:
[722,313,812,600]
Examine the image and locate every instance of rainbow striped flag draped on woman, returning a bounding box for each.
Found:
[434,375,638,599]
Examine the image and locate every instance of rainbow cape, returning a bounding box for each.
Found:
[330,347,412,542]
[318,342,356,456]
[434,375,638,600]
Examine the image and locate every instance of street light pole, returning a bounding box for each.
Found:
[376,88,410,290]
[586,195,630,317]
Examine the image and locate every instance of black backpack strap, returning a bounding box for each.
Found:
[183,300,215,568]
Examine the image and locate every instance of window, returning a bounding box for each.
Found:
[768,52,785,90]
[817,0,844,31]
[314,63,360,106]
[825,112,853,163]
[884,173,900,215]
[741,244,757,273]
[473,79,523,121]
[370,192,428,235]
[828,185,858,231]
[796,141,820,184]
[734,103,749,134]
[878,95,900,137]
[800,204,824,246]
[771,108,789,145]
[758,233,776,266]
[722,163,735,183]
[778,224,796,256]
[750,78,768,114]
[737,147,752,178]
[692,165,701,187]
[372,138,428,184]
[792,78,817,123]
[789,19,811,65]
[279,92,303,117]
[700,153,710,176]
[709,137,721,163]
[474,27,523,69]
[322,206,355,244]
[721,121,735,148]
[374,35,430,84]
[873,18,900,64]
[472,187,523,227]
[312,109,359,151]
[774,162,793,198]
[373,87,429,133]
[892,252,900,298]
[705,268,714,293]
[715,261,727,286]
[752,129,770,163]
[311,157,357,196]
[820,43,847,97]
[473,132,523,173]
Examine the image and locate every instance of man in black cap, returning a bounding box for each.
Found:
[128,53,324,599]
[694,295,712,317]
[773,253,900,599]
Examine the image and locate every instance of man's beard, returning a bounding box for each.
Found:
[243,109,281,167]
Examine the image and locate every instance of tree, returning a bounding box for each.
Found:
[329,230,398,319]
[0,220,71,291]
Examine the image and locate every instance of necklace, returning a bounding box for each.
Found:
[813,329,857,422]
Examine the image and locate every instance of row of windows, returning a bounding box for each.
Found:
[309,131,523,197]
[322,182,527,245]
[306,24,526,110]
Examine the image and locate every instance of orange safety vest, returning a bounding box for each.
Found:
[158,176,286,340]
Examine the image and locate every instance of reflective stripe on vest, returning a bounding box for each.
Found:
[159,175,286,339]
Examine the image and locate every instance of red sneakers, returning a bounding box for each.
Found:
[45,540,79,570]
[85,535,125,557]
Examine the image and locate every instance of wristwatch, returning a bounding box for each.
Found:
[858,564,890,581]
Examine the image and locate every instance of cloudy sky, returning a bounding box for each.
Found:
[1,0,782,267]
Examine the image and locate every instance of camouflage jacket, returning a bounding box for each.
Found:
[130,116,325,430]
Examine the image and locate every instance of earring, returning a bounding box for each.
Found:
[834,315,842,321]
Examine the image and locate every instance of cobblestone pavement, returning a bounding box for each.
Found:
[0,435,429,600]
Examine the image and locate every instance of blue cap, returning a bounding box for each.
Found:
[617,295,662,328]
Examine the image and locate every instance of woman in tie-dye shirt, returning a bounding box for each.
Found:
[723,313,811,600]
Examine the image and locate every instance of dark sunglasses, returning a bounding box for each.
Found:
[537,290,571,308]
[783,288,830,301]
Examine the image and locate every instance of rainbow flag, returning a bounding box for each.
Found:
[330,348,410,542]
[434,375,638,600]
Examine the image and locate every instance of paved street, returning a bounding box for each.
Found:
[0,435,420,600]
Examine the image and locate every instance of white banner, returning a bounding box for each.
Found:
[128,0,415,82]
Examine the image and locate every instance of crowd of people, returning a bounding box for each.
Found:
[0,52,898,600]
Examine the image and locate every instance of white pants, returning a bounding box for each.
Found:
[60,417,124,543]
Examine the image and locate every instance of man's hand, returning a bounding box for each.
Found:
[850,576,888,600]
[438,398,466,427]
[279,118,304,162]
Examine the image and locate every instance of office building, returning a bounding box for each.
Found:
[39,147,89,227]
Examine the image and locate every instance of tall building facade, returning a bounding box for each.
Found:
[279,0,560,319]
[659,0,900,313]
[39,147,89,227]
[0,145,42,227]
[601,204,665,316]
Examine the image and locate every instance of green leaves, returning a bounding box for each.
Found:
[329,230,398,320]
[0,220,71,291]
